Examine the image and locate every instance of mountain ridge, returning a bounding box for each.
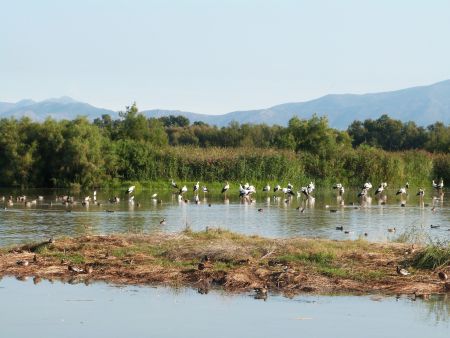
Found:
[1,79,449,128]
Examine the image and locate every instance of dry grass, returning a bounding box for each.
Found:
[1,229,449,296]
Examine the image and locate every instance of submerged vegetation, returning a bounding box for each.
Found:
[2,229,449,295]
[0,103,448,188]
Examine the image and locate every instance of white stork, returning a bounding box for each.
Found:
[126,185,135,194]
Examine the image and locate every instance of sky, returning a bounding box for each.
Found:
[1,0,450,114]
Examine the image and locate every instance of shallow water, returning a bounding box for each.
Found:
[0,187,448,246]
[0,277,448,338]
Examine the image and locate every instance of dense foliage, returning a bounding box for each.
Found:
[0,103,448,188]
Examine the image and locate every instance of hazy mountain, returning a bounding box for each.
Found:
[1,80,449,128]
[0,96,116,120]
[142,79,450,129]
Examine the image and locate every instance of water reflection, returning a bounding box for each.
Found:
[0,188,448,247]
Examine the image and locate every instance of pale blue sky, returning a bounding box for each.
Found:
[1,0,449,114]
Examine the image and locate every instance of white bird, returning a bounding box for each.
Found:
[374,183,386,195]
[333,183,343,190]
[306,182,315,195]
[128,195,135,203]
[263,184,271,192]
[362,182,372,190]
[300,187,309,197]
[202,186,209,193]
[151,193,158,199]
[171,179,178,189]
[287,182,294,190]
[126,186,135,194]
[93,190,97,201]
[193,181,200,193]
[221,182,229,194]
[358,188,368,198]
[396,186,407,196]
[179,185,188,195]
[416,188,425,197]
[273,184,281,192]
[194,194,200,204]
[397,266,410,276]
[433,179,444,190]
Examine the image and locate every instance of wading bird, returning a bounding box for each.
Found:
[171,179,178,189]
[221,182,229,194]
[179,185,188,195]
[193,181,200,193]
[396,186,407,196]
[273,184,281,192]
[263,184,271,192]
[416,188,425,197]
[126,185,135,194]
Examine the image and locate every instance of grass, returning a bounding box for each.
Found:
[411,245,450,270]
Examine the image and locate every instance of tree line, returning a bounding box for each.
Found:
[0,103,448,188]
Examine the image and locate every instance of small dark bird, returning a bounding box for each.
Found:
[160,218,166,225]
[364,233,368,237]
[430,224,440,229]
[254,285,268,297]
[336,226,343,231]
[388,227,396,233]
[329,209,338,213]
[258,208,263,212]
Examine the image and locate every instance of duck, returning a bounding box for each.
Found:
[438,271,448,281]
[396,266,410,276]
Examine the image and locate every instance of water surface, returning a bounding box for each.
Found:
[0,187,448,246]
[0,277,448,338]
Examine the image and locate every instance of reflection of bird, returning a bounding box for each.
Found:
[396,266,410,276]
[126,185,135,194]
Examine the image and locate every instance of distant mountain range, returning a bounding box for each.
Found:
[1,80,449,129]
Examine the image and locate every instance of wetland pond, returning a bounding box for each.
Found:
[1,187,449,337]
[0,187,448,247]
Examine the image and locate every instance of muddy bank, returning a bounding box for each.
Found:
[1,229,448,296]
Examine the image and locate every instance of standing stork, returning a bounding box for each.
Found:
[273,184,281,192]
[193,181,200,193]
[221,182,229,195]
[263,184,271,192]
[375,182,387,195]
[126,186,135,194]
[333,183,345,197]
[433,179,444,197]
[396,186,407,196]
[416,188,425,197]
[179,185,188,195]
[171,179,178,190]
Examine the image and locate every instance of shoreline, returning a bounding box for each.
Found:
[1,229,449,296]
